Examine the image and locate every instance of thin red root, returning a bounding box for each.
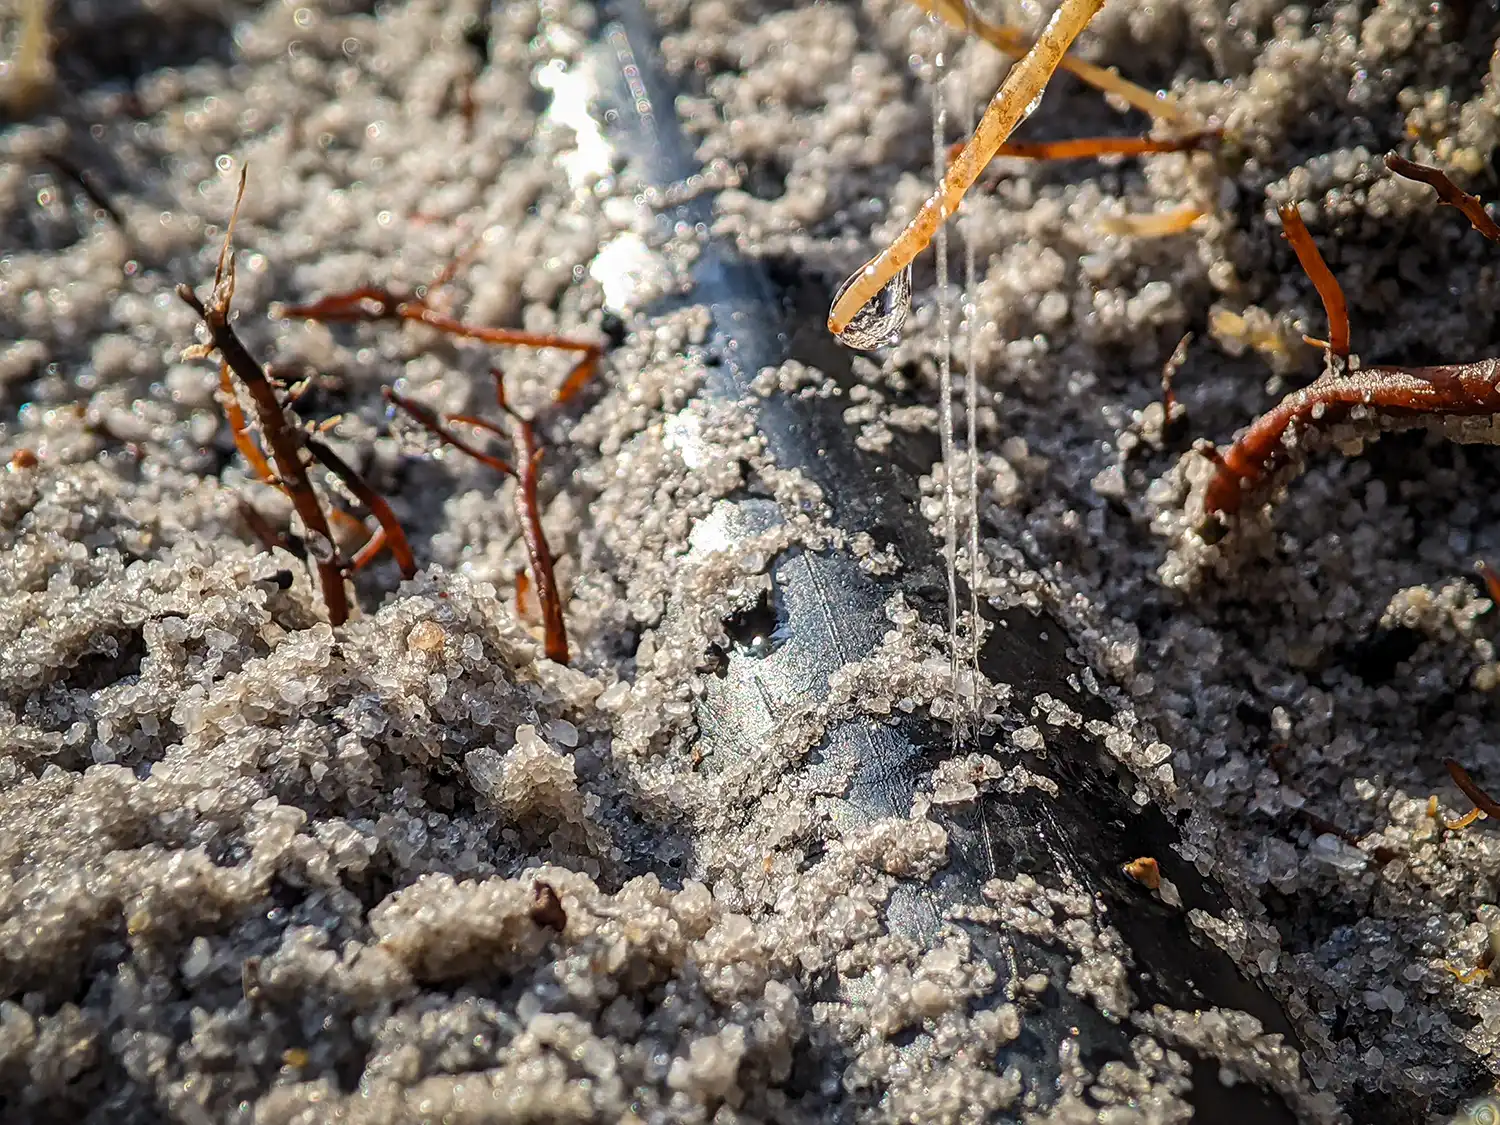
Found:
[1478,560,1500,606]
[305,436,418,579]
[1201,360,1500,521]
[346,527,389,573]
[960,130,1218,166]
[220,364,277,485]
[1277,205,1350,358]
[1447,758,1500,821]
[513,417,568,665]
[281,287,602,361]
[553,354,598,405]
[1387,153,1500,242]
[385,388,517,478]
[325,279,601,665]
[384,386,570,665]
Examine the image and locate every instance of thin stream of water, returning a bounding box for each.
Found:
[959,3,981,714]
[931,34,960,742]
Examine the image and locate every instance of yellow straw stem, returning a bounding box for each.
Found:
[913,0,1186,124]
[1094,204,1207,238]
[828,0,1107,338]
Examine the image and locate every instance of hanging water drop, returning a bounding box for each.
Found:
[829,265,913,349]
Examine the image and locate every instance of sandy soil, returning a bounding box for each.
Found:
[4,0,1500,1122]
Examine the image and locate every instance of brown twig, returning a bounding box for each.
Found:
[1446,758,1500,821]
[1277,205,1349,358]
[1197,172,1500,533]
[179,170,350,625]
[1387,153,1500,242]
[278,286,601,376]
[1199,359,1500,524]
[235,497,289,554]
[283,251,603,665]
[383,370,576,665]
[957,130,1219,167]
[209,253,414,599]
[304,437,417,580]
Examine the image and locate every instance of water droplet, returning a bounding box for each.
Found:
[830,265,912,350]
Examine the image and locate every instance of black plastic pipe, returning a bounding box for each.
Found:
[594,6,1320,1120]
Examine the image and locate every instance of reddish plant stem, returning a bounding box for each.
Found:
[954,129,1219,166]
[1277,205,1349,357]
[304,437,418,579]
[219,364,277,484]
[280,287,602,363]
[1202,359,1500,520]
[289,271,602,664]
[194,173,426,624]
[382,388,515,475]
[382,385,570,664]
[180,294,349,626]
[1387,153,1500,241]
[1200,164,1500,530]
[289,285,603,407]
[512,417,568,665]
[224,362,404,574]
[1446,758,1500,821]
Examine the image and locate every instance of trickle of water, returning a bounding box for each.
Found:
[959,6,982,713]
[931,19,960,747]
[829,265,913,350]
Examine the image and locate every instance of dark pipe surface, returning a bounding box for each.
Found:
[594,5,1319,1120]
